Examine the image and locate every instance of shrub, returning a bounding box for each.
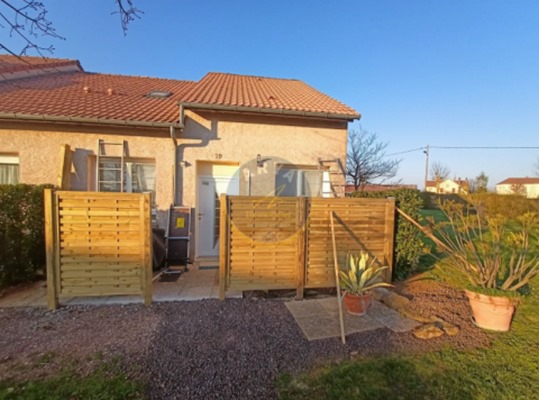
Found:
[469,192,539,219]
[0,184,53,288]
[349,188,426,280]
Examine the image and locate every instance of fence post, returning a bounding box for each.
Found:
[44,189,59,310]
[384,198,396,282]
[141,193,153,305]
[296,197,307,299]
[219,194,228,300]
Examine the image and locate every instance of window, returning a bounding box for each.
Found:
[0,154,19,184]
[275,165,330,197]
[98,158,156,197]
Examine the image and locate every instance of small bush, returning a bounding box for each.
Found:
[349,188,426,280]
[0,184,53,288]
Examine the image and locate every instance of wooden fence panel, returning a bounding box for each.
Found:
[305,198,395,288]
[225,196,302,293]
[45,190,152,309]
[220,195,396,298]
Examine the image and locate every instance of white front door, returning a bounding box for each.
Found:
[197,176,239,257]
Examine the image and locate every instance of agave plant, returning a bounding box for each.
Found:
[339,252,392,295]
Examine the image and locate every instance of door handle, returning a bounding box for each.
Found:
[198,213,205,216]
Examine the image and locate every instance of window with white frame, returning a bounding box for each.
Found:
[0,154,19,185]
[98,158,156,199]
[275,165,330,197]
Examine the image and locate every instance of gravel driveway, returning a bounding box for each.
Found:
[0,281,490,399]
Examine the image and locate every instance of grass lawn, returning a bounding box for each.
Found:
[277,269,539,399]
[277,208,539,399]
[0,359,145,400]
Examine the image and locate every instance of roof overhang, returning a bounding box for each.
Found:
[178,101,360,125]
[0,112,180,129]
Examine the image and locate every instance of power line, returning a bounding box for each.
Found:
[385,147,425,157]
[436,145,539,150]
[385,145,539,157]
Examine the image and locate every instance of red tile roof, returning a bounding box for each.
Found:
[0,55,82,77]
[497,177,539,185]
[0,55,359,126]
[182,72,360,118]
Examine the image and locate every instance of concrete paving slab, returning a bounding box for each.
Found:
[368,300,421,332]
[178,285,214,300]
[295,315,342,340]
[344,312,384,333]
[66,297,111,306]
[103,296,142,305]
[285,300,326,318]
[285,296,420,341]
[0,267,221,307]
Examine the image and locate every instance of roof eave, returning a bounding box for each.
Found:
[178,101,360,122]
[0,112,180,128]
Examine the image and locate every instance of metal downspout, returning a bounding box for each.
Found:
[170,124,179,206]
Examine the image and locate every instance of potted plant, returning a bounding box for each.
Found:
[339,252,392,315]
[429,200,539,331]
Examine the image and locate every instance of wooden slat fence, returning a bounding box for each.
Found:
[219,195,395,299]
[44,189,153,309]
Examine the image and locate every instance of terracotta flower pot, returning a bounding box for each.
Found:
[465,290,515,332]
[343,292,372,315]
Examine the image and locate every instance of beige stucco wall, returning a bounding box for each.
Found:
[0,111,349,257]
[0,122,175,226]
[178,110,348,208]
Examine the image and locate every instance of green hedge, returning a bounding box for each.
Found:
[469,192,539,219]
[349,188,426,280]
[0,184,53,288]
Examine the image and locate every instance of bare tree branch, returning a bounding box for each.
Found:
[0,0,64,56]
[112,0,143,35]
[346,127,401,191]
[534,157,539,177]
[0,0,141,56]
[429,161,451,193]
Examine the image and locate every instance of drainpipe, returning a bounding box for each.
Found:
[170,124,179,206]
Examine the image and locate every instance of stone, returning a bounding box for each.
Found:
[400,307,438,323]
[413,323,445,339]
[435,318,460,336]
[373,288,410,311]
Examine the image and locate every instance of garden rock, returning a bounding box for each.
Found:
[373,288,410,311]
[413,323,445,339]
[436,318,460,336]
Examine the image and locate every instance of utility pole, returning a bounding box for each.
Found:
[423,145,430,191]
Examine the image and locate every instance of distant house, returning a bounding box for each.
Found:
[496,177,539,198]
[345,183,417,194]
[425,178,469,194]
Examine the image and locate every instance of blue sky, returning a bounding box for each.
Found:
[5,0,539,188]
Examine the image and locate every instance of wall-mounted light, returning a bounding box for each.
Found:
[257,154,263,167]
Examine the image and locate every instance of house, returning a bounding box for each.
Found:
[496,177,539,198]
[425,178,469,194]
[0,55,359,263]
